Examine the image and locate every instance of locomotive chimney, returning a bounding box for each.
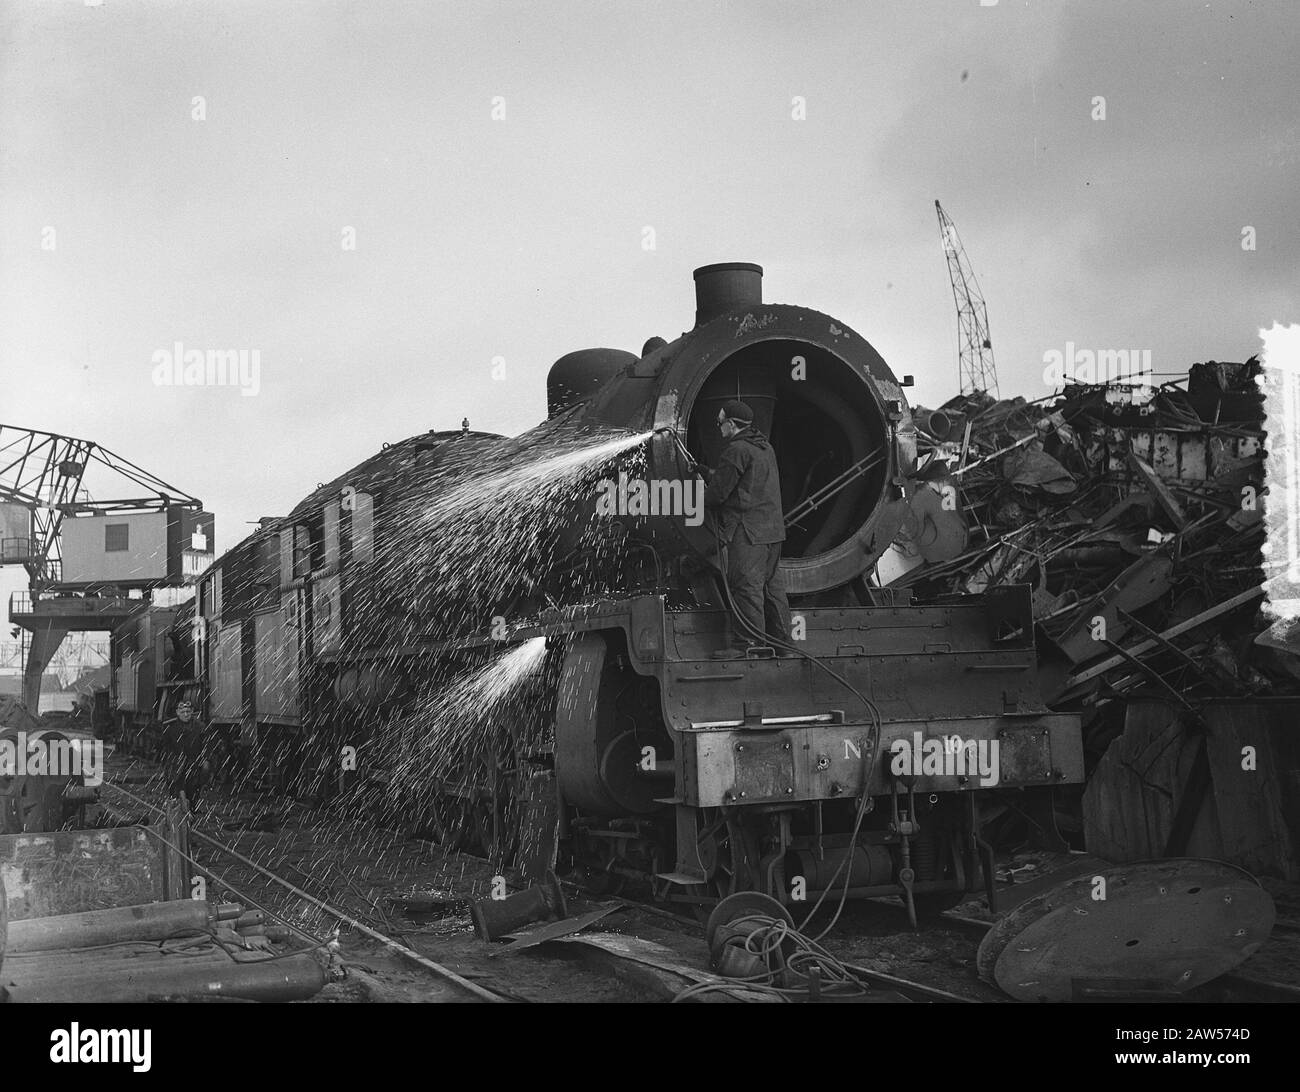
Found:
[693,262,763,327]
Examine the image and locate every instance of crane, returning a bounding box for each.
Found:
[935,200,999,398]
[0,424,209,707]
[0,425,203,591]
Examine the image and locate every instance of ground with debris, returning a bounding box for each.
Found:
[89,747,1300,1003]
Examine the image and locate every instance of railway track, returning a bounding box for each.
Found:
[99,780,509,1004]
[93,770,1300,1005]
[95,761,993,1003]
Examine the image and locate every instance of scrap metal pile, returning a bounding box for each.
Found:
[902,358,1275,744]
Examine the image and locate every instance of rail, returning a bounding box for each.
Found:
[100,780,507,1003]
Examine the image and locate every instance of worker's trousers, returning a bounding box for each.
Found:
[724,534,792,650]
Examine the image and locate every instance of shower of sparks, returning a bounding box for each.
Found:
[358,419,653,643]
[162,419,662,926]
[364,636,550,818]
[317,425,651,855]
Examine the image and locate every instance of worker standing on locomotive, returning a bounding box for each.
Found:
[695,399,792,659]
[160,699,209,811]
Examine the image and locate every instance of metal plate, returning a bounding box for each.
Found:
[491,906,623,957]
[978,859,1275,1002]
[998,725,1053,784]
[731,736,795,801]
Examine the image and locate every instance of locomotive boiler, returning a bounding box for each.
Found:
[186,263,1086,920]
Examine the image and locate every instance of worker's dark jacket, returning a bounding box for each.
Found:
[160,717,205,778]
[703,429,786,545]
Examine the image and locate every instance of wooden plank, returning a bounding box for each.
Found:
[1083,698,1300,880]
[553,932,779,1002]
[1083,700,1218,862]
[1202,703,1300,880]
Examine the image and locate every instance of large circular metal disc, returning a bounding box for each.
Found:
[978,859,1275,1002]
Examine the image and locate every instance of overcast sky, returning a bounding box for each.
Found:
[2,0,1296,580]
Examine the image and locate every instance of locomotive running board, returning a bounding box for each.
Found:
[655,871,709,886]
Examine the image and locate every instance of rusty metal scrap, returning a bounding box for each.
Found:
[900,358,1274,714]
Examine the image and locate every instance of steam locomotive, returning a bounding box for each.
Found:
[118,263,1084,919]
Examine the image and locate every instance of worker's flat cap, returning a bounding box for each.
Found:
[721,399,754,423]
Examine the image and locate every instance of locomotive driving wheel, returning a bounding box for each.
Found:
[691,808,762,911]
[696,811,738,899]
[463,744,523,867]
[422,781,473,850]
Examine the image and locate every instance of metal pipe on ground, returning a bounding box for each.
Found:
[5,945,238,983]
[186,825,504,1003]
[5,951,327,1003]
[5,899,231,954]
[470,872,567,941]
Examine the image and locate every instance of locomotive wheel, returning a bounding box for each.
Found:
[453,746,522,866]
[469,789,501,861]
[696,814,738,899]
[690,809,764,916]
[467,759,502,862]
[426,789,473,851]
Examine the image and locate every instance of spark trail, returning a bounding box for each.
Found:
[389,636,549,787]
[221,420,658,868]
[360,421,652,643]
[355,637,553,860]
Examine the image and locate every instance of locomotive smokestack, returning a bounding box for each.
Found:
[693,262,763,327]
